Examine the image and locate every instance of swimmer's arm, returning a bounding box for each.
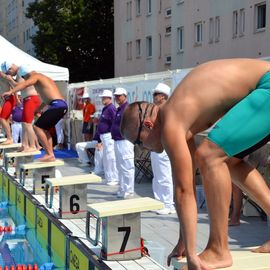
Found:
[2,74,38,97]
[164,129,198,267]
[35,102,47,114]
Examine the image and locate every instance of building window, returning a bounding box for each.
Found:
[209,17,214,43]
[239,8,245,36]
[165,8,172,17]
[194,22,203,45]
[177,26,184,51]
[146,36,152,58]
[215,16,220,42]
[126,41,132,60]
[126,1,132,21]
[165,55,171,65]
[147,0,152,15]
[165,26,171,36]
[136,0,141,16]
[255,2,266,31]
[136,39,141,58]
[233,10,238,38]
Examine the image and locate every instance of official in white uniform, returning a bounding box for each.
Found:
[150,83,176,214]
[111,88,135,198]
[98,90,118,185]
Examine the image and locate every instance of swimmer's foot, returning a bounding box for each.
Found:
[1,139,13,145]
[228,218,240,226]
[252,240,270,253]
[198,247,232,269]
[22,147,39,153]
[38,155,56,162]
[17,146,25,152]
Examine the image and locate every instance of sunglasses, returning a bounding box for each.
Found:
[133,103,151,146]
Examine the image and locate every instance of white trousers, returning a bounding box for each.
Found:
[150,150,174,209]
[100,133,118,183]
[93,147,104,175]
[75,140,104,175]
[11,122,22,143]
[55,118,64,144]
[76,140,98,164]
[115,140,135,193]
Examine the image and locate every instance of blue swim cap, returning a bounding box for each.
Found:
[1,61,13,73]
[18,65,31,76]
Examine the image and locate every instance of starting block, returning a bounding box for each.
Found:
[4,151,41,174]
[19,159,65,194]
[0,143,22,156]
[86,197,164,260]
[171,247,270,270]
[45,174,102,219]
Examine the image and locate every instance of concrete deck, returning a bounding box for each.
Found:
[10,157,270,269]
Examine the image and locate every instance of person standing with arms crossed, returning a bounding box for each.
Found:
[2,68,67,162]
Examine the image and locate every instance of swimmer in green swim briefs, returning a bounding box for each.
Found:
[120,58,270,270]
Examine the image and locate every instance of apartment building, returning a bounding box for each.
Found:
[114,0,270,77]
[0,0,37,56]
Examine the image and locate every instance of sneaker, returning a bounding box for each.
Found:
[116,191,134,199]
[155,208,174,215]
[169,208,176,214]
[106,181,119,186]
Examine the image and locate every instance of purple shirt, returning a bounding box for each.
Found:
[93,128,101,143]
[97,103,116,135]
[12,105,23,122]
[111,102,128,141]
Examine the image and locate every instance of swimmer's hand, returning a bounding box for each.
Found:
[167,241,186,266]
[2,91,12,98]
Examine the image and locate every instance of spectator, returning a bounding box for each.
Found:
[98,89,118,185]
[150,83,176,214]
[111,87,135,198]
[82,92,96,142]
[76,112,104,175]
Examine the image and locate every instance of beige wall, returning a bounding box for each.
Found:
[0,0,36,56]
[115,0,270,76]
[114,0,172,77]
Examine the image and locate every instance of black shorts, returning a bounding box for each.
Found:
[35,100,67,130]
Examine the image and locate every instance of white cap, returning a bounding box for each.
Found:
[17,91,21,96]
[114,87,127,96]
[82,92,90,99]
[99,89,113,98]
[152,83,171,96]
[18,64,32,77]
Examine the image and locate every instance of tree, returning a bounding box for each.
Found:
[26,0,114,83]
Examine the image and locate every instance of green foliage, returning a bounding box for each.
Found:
[26,0,114,82]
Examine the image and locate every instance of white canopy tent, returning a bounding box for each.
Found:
[0,35,69,97]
